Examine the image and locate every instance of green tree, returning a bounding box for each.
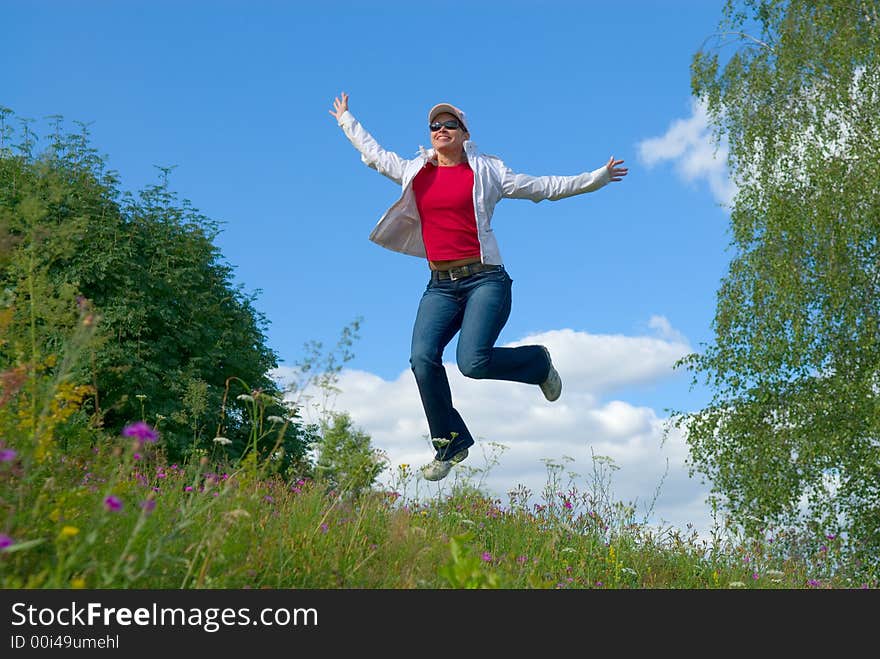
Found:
[314,411,385,497]
[678,1,880,571]
[0,110,314,474]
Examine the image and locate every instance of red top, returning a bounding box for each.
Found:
[412,162,481,262]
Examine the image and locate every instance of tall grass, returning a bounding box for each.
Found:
[0,306,874,589]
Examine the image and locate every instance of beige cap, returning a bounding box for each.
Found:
[428,103,468,131]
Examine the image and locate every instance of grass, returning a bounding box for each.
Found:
[1,425,872,590]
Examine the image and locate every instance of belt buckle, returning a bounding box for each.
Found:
[449,265,466,281]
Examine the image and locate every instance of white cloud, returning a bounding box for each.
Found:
[637,98,736,208]
[279,318,718,539]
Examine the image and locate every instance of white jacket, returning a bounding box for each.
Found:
[337,109,611,265]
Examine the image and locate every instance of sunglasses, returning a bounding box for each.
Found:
[429,119,465,132]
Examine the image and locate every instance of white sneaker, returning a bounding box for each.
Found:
[421,449,469,482]
[539,346,562,401]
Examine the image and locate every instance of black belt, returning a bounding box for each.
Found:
[431,263,503,281]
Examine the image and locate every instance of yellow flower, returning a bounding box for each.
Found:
[59,525,79,539]
[70,577,86,589]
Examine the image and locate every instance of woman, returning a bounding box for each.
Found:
[330,92,628,481]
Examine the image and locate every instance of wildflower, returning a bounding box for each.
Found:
[0,533,13,550]
[59,526,79,539]
[122,421,159,443]
[481,552,493,562]
[0,447,16,462]
[213,436,232,446]
[104,495,123,512]
[516,555,528,565]
[320,523,329,533]
[808,579,821,588]
[70,577,86,589]
[237,394,254,403]
[184,486,193,492]
[135,394,147,401]
[140,500,156,514]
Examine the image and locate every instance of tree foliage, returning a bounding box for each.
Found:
[314,411,385,497]
[679,0,880,569]
[0,109,314,474]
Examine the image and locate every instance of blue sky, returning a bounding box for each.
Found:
[4,0,737,537]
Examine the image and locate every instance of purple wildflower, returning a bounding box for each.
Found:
[808,579,821,588]
[0,448,16,462]
[0,533,13,550]
[481,552,492,562]
[122,421,159,443]
[103,495,123,512]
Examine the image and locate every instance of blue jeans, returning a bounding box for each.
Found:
[410,267,551,460]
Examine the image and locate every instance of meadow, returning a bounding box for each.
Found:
[1,315,870,591]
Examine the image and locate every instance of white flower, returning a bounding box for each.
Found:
[267,415,286,424]
[213,436,232,446]
[237,394,254,403]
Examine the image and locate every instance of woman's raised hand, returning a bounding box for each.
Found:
[329,92,349,121]
[605,156,628,182]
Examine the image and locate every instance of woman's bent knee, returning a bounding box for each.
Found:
[458,357,490,380]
